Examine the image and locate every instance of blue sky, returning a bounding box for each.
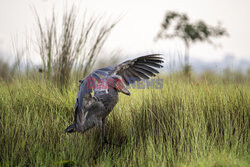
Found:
[0,0,250,64]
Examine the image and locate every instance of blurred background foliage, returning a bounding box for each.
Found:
[156,11,228,78]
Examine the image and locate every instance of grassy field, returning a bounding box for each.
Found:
[0,76,249,166]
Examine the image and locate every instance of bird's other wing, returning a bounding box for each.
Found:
[73,66,115,124]
[112,54,164,85]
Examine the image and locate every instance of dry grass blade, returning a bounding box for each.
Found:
[35,6,119,90]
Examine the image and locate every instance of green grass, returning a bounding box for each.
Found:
[0,77,249,166]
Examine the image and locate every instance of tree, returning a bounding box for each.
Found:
[155,11,228,76]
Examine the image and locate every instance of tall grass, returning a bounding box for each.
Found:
[0,77,249,166]
[35,7,118,89]
[0,58,11,82]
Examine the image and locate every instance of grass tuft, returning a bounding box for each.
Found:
[0,77,249,166]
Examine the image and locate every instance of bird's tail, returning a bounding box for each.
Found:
[65,124,76,133]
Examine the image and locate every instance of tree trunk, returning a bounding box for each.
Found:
[184,40,191,79]
[184,40,189,66]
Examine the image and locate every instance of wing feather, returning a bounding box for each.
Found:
[120,72,130,85]
[135,61,163,68]
[130,68,150,79]
[126,68,141,83]
[131,66,156,77]
[113,54,164,85]
[133,64,160,74]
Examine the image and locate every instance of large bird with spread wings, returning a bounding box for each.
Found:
[65,54,164,136]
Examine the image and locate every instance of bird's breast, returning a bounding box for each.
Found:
[94,88,119,113]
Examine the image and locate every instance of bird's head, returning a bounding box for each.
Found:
[107,75,130,96]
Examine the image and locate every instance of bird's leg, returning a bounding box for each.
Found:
[97,118,105,147]
[102,119,108,143]
[97,118,108,146]
[101,119,119,147]
[98,118,119,147]
[97,119,103,141]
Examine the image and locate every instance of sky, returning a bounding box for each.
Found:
[0,0,250,65]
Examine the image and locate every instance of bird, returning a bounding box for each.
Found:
[65,54,164,139]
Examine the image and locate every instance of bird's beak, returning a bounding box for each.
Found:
[120,86,130,96]
[116,81,130,96]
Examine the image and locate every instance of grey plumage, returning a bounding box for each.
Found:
[65,54,164,135]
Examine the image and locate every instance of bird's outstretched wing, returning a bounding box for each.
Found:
[73,54,164,125]
[112,54,164,85]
